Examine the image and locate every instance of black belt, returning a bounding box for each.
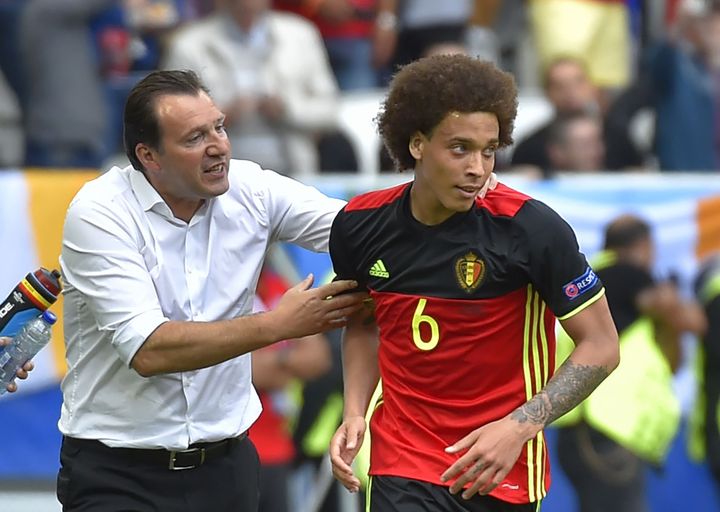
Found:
[64,432,247,471]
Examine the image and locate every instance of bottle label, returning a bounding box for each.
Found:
[0,309,42,340]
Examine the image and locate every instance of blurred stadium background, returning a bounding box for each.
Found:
[3,0,720,510]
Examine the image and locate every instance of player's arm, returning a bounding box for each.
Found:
[342,306,380,419]
[327,206,379,491]
[514,294,619,428]
[329,303,379,493]
[442,200,619,499]
[514,202,619,430]
[441,295,618,498]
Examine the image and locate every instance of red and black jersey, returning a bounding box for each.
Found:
[329,182,605,504]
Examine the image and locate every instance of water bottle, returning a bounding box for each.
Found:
[0,310,57,394]
[0,268,62,339]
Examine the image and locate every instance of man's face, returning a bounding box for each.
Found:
[550,117,605,172]
[141,92,231,220]
[545,61,597,115]
[409,111,499,225]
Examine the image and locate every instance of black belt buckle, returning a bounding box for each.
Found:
[168,447,205,471]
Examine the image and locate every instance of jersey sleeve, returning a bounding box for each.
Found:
[329,208,366,287]
[518,199,604,319]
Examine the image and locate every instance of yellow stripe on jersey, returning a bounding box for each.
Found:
[531,291,542,398]
[556,287,606,321]
[534,292,549,499]
[539,299,549,388]
[522,286,535,402]
[523,285,536,502]
[535,431,546,500]
[524,285,551,502]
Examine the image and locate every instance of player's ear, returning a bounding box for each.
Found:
[409,132,425,160]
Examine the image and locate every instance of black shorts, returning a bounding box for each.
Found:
[368,476,541,512]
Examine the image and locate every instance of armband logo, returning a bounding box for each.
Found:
[563,267,598,300]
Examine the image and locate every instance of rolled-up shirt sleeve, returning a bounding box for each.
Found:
[61,198,168,366]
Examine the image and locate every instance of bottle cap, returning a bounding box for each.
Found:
[41,310,58,325]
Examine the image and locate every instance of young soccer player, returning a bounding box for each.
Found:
[328,54,619,511]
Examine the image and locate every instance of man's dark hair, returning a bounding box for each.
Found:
[123,70,210,171]
[603,214,651,250]
[377,54,518,171]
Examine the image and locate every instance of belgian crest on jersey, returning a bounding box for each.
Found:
[455,252,485,292]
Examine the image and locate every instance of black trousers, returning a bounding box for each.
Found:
[57,435,259,512]
[556,424,648,512]
[369,476,540,512]
[258,463,290,512]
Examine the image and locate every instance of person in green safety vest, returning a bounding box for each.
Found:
[691,253,720,494]
[555,214,707,512]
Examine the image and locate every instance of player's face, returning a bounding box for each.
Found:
[409,111,499,225]
[139,92,231,221]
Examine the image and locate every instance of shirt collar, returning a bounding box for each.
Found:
[129,168,214,224]
[129,169,172,217]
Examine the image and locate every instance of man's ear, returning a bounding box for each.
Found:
[409,132,424,160]
[136,143,160,172]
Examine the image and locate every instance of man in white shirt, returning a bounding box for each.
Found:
[163,0,339,176]
[56,69,365,512]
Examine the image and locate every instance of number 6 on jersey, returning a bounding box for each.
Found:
[412,298,439,351]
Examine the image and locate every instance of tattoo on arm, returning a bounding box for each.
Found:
[510,359,609,427]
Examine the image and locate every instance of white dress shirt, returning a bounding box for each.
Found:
[59,161,345,449]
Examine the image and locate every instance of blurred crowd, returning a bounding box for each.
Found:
[0,0,719,176]
[1,1,720,511]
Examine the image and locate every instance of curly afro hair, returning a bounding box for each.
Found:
[377,54,518,171]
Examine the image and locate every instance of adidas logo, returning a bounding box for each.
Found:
[369,259,390,278]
